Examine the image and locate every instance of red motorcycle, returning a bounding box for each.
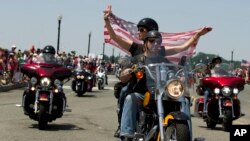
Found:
[21,54,72,130]
[194,63,245,131]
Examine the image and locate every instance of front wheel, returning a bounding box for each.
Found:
[38,104,48,130]
[165,121,190,141]
[98,81,102,90]
[222,109,233,131]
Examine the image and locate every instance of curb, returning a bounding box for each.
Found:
[0,82,27,92]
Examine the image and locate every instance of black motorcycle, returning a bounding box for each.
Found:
[71,64,91,96]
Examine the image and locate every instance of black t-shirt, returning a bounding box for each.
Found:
[129,42,165,57]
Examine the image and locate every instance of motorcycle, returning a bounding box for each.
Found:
[194,63,245,131]
[71,63,90,96]
[85,69,94,92]
[123,55,193,141]
[21,55,72,130]
[96,68,106,90]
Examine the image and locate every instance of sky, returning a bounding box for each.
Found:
[0,0,250,61]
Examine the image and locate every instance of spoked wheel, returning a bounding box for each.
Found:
[222,109,232,132]
[165,121,190,141]
[38,104,48,130]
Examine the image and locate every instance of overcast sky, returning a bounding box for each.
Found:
[1,0,249,61]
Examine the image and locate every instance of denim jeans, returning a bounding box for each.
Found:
[120,92,144,137]
[203,90,209,112]
[118,85,129,123]
[181,97,192,140]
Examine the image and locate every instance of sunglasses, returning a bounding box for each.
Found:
[138,28,147,32]
[148,39,155,43]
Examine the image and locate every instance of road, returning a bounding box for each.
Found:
[0,75,249,141]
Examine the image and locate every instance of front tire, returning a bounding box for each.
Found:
[206,117,217,128]
[165,121,190,141]
[38,104,48,130]
[222,109,232,131]
[98,81,101,90]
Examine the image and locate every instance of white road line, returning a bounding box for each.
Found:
[63,85,114,90]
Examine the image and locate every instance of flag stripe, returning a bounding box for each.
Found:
[104,13,208,64]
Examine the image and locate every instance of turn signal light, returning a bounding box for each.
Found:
[136,71,144,79]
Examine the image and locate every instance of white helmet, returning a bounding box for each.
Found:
[11,44,17,48]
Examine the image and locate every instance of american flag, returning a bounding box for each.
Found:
[104,13,210,64]
[241,59,250,67]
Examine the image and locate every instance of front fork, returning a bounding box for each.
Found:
[34,90,53,114]
[218,97,235,118]
[157,94,165,141]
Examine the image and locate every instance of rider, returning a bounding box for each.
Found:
[202,56,222,113]
[35,45,57,63]
[119,30,168,140]
[96,61,108,85]
[104,4,212,138]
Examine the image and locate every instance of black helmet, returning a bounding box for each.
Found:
[43,45,56,54]
[137,18,158,31]
[145,30,162,45]
[212,56,222,64]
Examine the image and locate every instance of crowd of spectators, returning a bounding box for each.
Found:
[0,45,115,86]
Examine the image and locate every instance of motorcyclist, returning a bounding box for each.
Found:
[33,45,57,64]
[104,5,212,137]
[200,56,222,114]
[119,30,168,140]
[96,61,108,85]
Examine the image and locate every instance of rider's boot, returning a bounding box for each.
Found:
[114,125,120,138]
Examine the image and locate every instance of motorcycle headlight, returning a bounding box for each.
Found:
[222,86,232,97]
[165,79,184,99]
[40,77,51,87]
[233,88,239,95]
[54,79,62,86]
[88,76,92,80]
[76,75,81,79]
[80,75,84,79]
[30,77,37,85]
[214,88,220,94]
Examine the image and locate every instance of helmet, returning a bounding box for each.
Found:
[145,30,162,44]
[212,56,222,64]
[43,45,56,54]
[11,44,17,49]
[137,18,158,31]
[101,61,105,65]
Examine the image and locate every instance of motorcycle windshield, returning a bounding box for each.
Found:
[132,47,191,97]
[74,63,84,72]
[32,54,58,65]
[211,63,234,77]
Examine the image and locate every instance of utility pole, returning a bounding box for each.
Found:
[87,32,91,56]
[102,42,105,60]
[57,15,62,54]
[112,48,114,63]
[231,50,234,63]
[230,50,234,69]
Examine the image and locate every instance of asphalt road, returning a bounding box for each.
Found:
[0,75,249,141]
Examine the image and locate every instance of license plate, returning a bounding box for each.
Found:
[39,93,49,101]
